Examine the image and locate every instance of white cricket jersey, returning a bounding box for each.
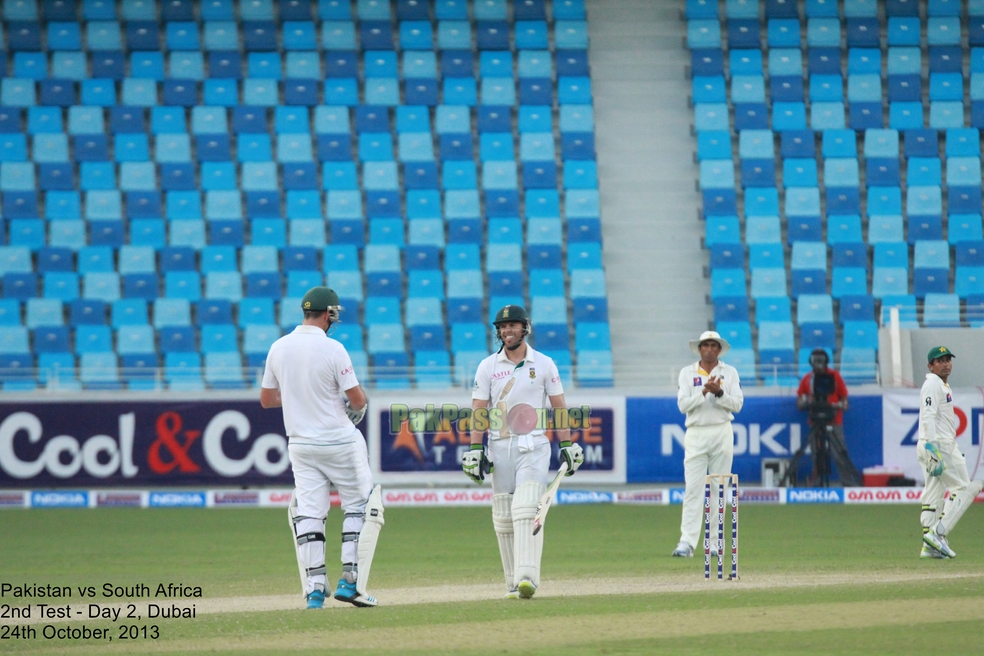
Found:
[261,325,361,445]
[472,345,563,439]
[677,361,744,428]
[919,373,956,444]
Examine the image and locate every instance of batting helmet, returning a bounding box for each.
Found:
[493,304,531,347]
[493,304,530,327]
[301,286,343,323]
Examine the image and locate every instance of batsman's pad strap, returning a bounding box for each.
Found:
[291,514,320,527]
[342,563,357,573]
[345,512,365,519]
[342,531,360,543]
[297,531,326,545]
[305,566,326,577]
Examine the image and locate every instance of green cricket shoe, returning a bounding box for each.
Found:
[517,579,537,599]
[920,544,946,559]
[505,587,520,600]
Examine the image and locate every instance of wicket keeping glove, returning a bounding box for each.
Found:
[462,444,493,484]
[558,441,584,476]
[924,442,946,477]
[345,399,367,425]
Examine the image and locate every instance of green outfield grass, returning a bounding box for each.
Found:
[1,504,982,655]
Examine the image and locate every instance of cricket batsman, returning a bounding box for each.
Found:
[261,287,383,609]
[462,304,584,599]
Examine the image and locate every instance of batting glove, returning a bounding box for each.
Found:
[559,441,584,476]
[345,399,367,425]
[462,444,491,484]
[925,442,946,477]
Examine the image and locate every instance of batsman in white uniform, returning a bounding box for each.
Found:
[672,330,744,558]
[260,287,383,609]
[918,346,983,559]
[462,305,584,599]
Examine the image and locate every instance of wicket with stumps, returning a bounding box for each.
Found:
[704,473,739,581]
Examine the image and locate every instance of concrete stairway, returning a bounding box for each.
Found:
[587,0,710,387]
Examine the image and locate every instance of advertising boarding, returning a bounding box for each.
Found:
[625,395,884,483]
[0,401,296,487]
[881,390,984,484]
[367,393,626,484]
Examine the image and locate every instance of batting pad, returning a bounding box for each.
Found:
[289,490,327,596]
[512,481,545,587]
[938,480,984,536]
[356,484,384,597]
[492,493,514,590]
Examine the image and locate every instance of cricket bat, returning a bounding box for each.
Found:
[532,461,569,535]
[496,376,517,439]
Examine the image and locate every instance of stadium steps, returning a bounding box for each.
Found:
[589,0,711,385]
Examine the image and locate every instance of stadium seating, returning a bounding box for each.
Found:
[0,0,604,390]
[688,2,984,385]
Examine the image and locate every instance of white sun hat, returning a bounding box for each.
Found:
[689,330,731,357]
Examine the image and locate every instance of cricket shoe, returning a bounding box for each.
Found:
[919,544,947,559]
[305,589,325,610]
[517,579,537,599]
[333,579,378,607]
[922,529,956,558]
[505,587,520,600]
[671,541,694,558]
[937,533,956,559]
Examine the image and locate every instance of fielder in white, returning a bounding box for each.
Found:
[260,287,383,609]
[462,305,584,599]
[672,330,744,558]
[918,346,983,559]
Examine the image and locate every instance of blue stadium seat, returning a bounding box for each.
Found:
[921,293,960,327]
[831,266,867,298]
[800,322,836,351]
[839,295,875,324]
[798,294,835,324]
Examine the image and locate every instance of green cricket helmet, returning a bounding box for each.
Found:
[301,286,342,322]
[493,305,531,347]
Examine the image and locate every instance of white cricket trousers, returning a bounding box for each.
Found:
[488,438,551,494]
[289,439,374,520]
[680,422,735,549]
[917,439,971,532]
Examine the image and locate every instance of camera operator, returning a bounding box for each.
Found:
[795,349,862,487]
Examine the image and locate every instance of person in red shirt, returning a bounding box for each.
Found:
[795,349,862,487]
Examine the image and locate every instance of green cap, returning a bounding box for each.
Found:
[301,286,340,312]
[927,346,955,363]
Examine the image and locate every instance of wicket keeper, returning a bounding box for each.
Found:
[918,347,983,559]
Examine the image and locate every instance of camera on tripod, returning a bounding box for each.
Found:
[807,372,837,425]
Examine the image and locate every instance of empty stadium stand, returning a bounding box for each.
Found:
[688,0,984,385]
[0,0,611,390]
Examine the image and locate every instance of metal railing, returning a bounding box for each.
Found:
[0,364,616,391]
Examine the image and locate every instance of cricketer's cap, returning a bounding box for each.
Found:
[689,330,731,357]
[927,346,955,363]
[301,286,340,312]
